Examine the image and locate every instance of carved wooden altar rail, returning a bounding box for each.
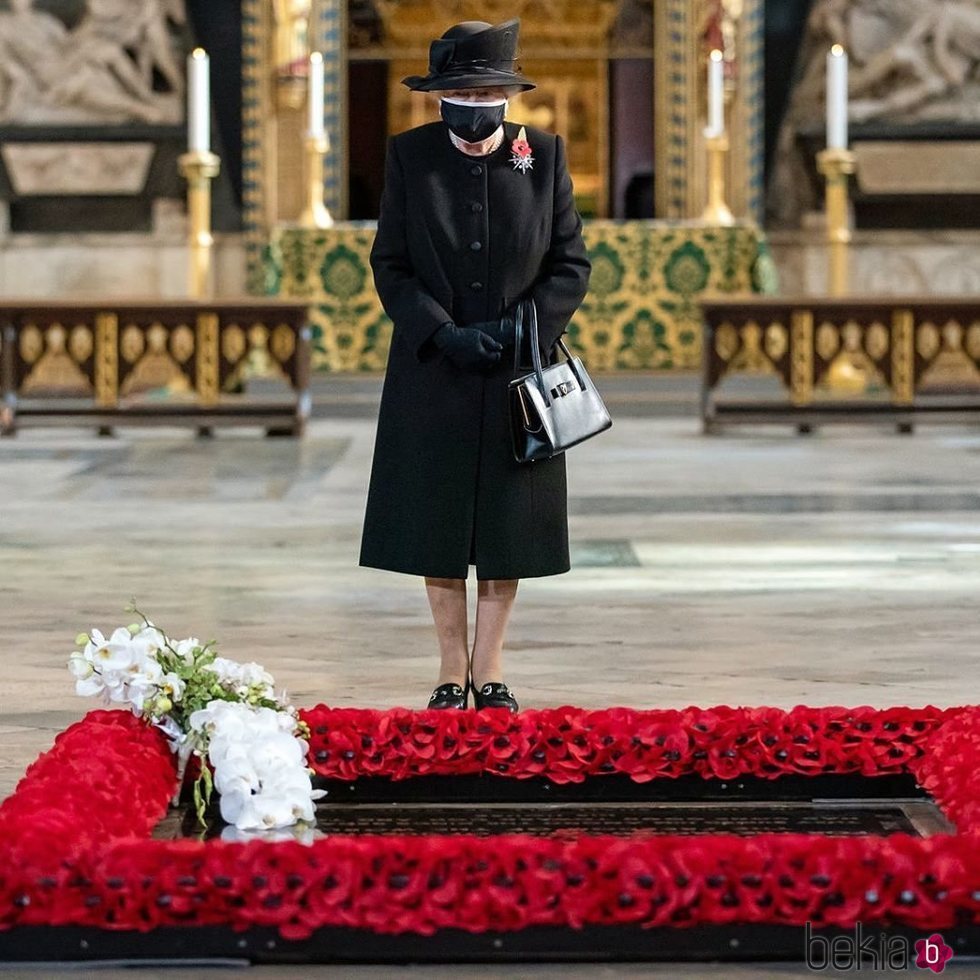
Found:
[701,298,980,433]
[0,300,311,436]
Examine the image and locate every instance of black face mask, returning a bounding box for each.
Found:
[440,98,506,143]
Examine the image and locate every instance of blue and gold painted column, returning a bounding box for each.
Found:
[311,0,347,220]
[241,0,271,293]
[241,0,347,292]
[654,0,765,224]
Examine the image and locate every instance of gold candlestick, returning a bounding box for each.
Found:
[817,146,865,393]
[178,150,221,299]
[816,147,856,296]
[701,133,734,226]
[299,134,333,229]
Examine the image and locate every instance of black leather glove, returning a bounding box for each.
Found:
[432,322,503,371]
[470,315,516,349]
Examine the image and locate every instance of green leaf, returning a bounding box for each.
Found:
[201,762,213,803]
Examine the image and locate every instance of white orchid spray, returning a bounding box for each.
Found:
[68,601,321,831]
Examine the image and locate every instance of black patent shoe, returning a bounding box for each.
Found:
[427,682,468,710]
[473,682,519,713]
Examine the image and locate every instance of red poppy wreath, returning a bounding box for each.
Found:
[2,700,980,940]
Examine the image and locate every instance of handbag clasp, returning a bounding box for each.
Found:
[550,380,578,399]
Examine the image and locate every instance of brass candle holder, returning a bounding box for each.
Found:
[178,150,221,299]
[701,132,735,226]
[816,147,856,296]
[299,134,334,230]
[817,146,865,392]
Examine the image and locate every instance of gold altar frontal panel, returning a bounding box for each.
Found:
[265,221,777,373]
[0,301,312,435]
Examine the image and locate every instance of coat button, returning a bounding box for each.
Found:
[470,281,483,290]
[469,241,482,251]
[471,202,484,213]
[470,165,482,176]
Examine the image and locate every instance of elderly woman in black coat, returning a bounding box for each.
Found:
[359,18,591,712]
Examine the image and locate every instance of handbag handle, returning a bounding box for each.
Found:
[512,299,584,406]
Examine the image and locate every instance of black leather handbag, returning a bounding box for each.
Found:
[507,298,612,463]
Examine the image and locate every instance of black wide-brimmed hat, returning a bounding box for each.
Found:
[402,18,536,93]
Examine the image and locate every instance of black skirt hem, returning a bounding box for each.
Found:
[358,557,571,581]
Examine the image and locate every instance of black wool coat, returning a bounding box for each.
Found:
[358,120,591,580]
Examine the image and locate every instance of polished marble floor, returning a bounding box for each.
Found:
[3,380,980,975]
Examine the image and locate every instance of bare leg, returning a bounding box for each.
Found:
[471,578,519,689]
[424,576,469,686]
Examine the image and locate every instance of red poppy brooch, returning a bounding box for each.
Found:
[510,126,533,174]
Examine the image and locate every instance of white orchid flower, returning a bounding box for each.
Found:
[73,673,108,699]
[84,627,137,671]
[70,615,319,833]
[239,661,276,688]
[247,733,307,774]
[173,637,201,666]
[132,623,168,656]
[159,671,185,701]
[217,786,284,830]
[68,652,95,680]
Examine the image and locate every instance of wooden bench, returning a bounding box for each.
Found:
[0,300,311,436]
[701,298,980,433]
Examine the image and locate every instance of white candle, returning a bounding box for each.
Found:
[188,48,210,153]
[308,52,325,139]
[706,49,724,138]
[826,44,848,150]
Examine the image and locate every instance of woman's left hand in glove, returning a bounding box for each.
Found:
[468,315,516,349]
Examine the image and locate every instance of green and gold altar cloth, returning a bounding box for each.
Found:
[262,221,777,372]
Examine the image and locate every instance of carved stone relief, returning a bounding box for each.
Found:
[2,143,154,194]
[769,0,980,226]
[0,0,187,125]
